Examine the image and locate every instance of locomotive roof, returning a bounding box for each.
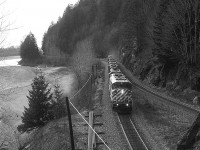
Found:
[110,73,126,79]
[108,61,117,63]
[110,77,131,84]
[108,60,116,63]
[110,73,131,83]
[109,63,118,67]
[109,69,121,74]
[109,61,117,64]
[109,68,121,72]
[108,57,115,60]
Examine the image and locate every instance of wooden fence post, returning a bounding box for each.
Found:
[88,111,95,150]
[66,97,75,150]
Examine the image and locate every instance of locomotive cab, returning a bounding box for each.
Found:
[110,82,133,113]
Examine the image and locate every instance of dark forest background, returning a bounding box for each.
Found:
[42,0,200,91]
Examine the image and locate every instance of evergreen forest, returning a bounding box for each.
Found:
[42,0,200,91]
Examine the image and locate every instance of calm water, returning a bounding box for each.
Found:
[0,56,21,66]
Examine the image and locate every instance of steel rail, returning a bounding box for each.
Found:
[117,114,150,150]
[118,63,200,115]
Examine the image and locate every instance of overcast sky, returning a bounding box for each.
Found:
[1,0,78,48]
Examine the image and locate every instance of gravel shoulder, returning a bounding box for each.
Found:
[28,60,130,150]
[131,91,191,150]
[99,61,130,150]
[118,62,195,150]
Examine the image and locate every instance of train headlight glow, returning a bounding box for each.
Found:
[121,89,124,94]
[116,104,119,106]
[126,103,129,107]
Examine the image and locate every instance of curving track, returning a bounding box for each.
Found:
[117,114,151,150]
[105,59,200,149]
[118,63,200,116]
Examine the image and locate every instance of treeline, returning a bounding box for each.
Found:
[42,0,125,58]
[42,0,158,60]
[19,32,42,66]
[0,46,20,57]
[42,0,200,90]
[140,0,200,91]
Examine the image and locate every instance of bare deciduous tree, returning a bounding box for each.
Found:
[164,0,200,87]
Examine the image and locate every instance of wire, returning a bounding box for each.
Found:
[0,58,111,149]
[68,74,111,150]
[69,100,111,150]
[69,74,92,101]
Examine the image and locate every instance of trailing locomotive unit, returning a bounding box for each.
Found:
[108,64,118,73]
[109,68,121,77]
[108,61,118,74]
[109,73,133,113]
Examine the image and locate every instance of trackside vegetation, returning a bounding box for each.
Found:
[17,74,66,133]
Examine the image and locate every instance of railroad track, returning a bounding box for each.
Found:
[117,114,150,150]
[118,63,200,116]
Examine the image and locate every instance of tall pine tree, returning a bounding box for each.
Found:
[17,74,53,133]
[20,32,40,63]
[51,84,67,119]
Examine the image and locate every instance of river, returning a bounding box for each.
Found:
[0,56,21,67]
[0,56,77,149]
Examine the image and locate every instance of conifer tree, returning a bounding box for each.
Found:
[120,0,137,68]
[51,84,67,119]
[20,32,40,62]
[152,0,172,57]
[17,74,53,133]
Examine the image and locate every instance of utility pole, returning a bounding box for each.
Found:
[92,65,94,86]
[90,67,93,109]
[66,97,75,150]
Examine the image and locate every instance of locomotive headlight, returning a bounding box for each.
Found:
[126,103,129,107]
[116,104,119,106]
[121,89,124,94]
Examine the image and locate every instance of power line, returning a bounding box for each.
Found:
[0,60,111,149]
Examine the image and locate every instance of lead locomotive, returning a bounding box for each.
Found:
[108,55,133,113]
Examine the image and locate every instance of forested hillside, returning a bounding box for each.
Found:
[42,0,200,91]
[0,46,20,57]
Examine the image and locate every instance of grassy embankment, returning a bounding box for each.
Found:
[132,89,192,150]
[26,38,104,150]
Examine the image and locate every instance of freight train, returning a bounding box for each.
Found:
[108,55,133,113]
